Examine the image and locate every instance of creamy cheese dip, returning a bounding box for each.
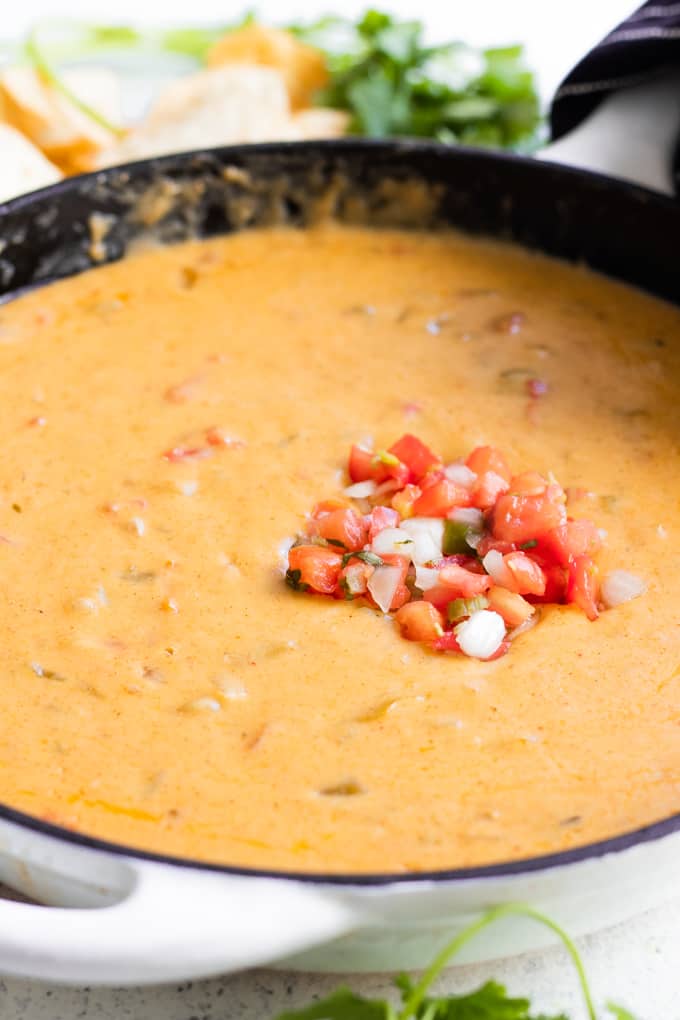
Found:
[0,224,677,872]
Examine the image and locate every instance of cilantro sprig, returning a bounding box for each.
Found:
[272,903,637,1020]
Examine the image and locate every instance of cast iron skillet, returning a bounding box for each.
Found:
[0,139,679,983]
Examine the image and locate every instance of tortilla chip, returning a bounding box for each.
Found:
[0,123,61,203]
[288,108,350,139]
[97,65,293,166]
[207,24,328,110]
[0,66,122,173]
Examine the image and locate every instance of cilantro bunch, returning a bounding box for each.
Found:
[272,904,637,1020]
[293,10,542,149]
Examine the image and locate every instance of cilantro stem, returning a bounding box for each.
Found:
[398,902,597,1020]
[24,26,126,137]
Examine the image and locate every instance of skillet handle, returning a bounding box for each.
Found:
[0,857,356,985]
[540,70,680,194]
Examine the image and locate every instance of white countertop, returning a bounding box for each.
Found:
[2,1,678,1016]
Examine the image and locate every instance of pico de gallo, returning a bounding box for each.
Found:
[284,434,645,661]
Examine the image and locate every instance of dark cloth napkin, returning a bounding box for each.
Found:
[550,0,680,186]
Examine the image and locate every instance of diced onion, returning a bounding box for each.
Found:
[448,507,484,529]
[344,480,377,498]
[215,677,248,700]
[601,570,646,609]
[414,564,440,591]
[130,516,145,536]
[181,697,222,713]
[367,564,402,613]
[454,610,506,659]
[482,549,514,588]
[176,479,199,496]
[400,517,445,564]
[444,463,477,487]
[277,536,295,572]
[371,527,416,557]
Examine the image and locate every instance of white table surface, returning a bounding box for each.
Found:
[2,0,678,1016]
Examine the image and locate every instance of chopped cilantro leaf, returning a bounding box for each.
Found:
[285,568,309,591]
[341,550,384,568]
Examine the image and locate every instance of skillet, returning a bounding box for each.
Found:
[0,79,678,986]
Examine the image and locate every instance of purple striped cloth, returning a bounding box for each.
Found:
[551,0,680,145]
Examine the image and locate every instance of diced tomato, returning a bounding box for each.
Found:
[309,508,367,551]
[431,630,462,652]
[567,556,599,620]
[541,520,603,567]
[390,586,411,611]
[392,483,422,519]
[378,553,411,610]
[486,586,535,628]
[418,468,445,490]
[312,499,348,517]
[424,585,458,609]
[528,563,568,604]
[434,554,483,572]
[471,470,510,510]
[509,471,549,495]
[412,478,471,517]
[367,447,412,487]
[395,600,444,641]
[526,377,548,398]
[503,552,547,596]
[205,426,245,448]
[367,506,400,542]
[465,445,512,483]
[388,434,441,482]
[492,487,566,544]
[424,565,491,608]
[162,445,210,462]
[338,560,373,599]
[476,536,516,558]
[348,444,374,483]
[287,545,343,595]
[439,563,492,597]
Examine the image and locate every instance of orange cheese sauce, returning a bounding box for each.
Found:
[0,224,678,873]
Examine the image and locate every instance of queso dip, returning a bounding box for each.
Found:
[0,224,677,873]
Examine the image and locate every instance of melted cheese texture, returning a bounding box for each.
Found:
[0,224,678,873]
